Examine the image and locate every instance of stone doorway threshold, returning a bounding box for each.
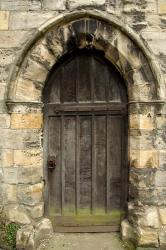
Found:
[37,233,126,250]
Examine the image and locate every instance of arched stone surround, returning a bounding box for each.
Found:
[5,11,165,249]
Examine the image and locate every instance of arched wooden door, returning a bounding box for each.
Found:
[44,50,128,232]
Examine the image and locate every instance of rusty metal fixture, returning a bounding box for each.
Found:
[48,155,56,170]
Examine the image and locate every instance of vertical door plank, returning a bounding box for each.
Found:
[108,69,121,102]
[120,115,128,213]
[95,115,106,213]
[60,116,65,214]
[63,116,76,215]
[107,116,122,211]
[61,58,77,103]
[76,57,79,103]
[106,114,109,213]
[78,55,91,102]
[79,116,92,212]
[90,57,95,102]
[91,115,96,213]
[48,68,61,103]
[75,115,80,213]
[93,57,107,102]
[48,117,61,215]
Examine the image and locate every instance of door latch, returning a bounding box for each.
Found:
[47,155,56,170]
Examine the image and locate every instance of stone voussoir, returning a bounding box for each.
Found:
[31,39,56,70]
[20,58,48,83]
[15,78,42,102]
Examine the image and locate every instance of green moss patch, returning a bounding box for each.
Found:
[122,240,136,250]
[0,209,20,250]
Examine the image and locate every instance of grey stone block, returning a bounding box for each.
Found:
[9,11,56,30]
[156,129,166,150]
[0,83,6,101]
[0,66,10,82]
[0,0,41,11]
[0,31,34,48]
[0,101,8,113]
[68,0,106,9]
[130,168,156,189]
[16,218,53,250]
[0,49,14,66]
[0,114,10,128]
[43,0,66,10]
[141,32,166,56]
[0,128,41,149]
[157,188,166,206]
[6,205,31,224]
[159,150,166,171]
[17,183,43,206]
[3,167,18,184]
[129,130,154,150]
[159,226,166,250]
[18,166,42,184]
[155,171,166,187]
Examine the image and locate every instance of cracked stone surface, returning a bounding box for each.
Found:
[37,233,126,250]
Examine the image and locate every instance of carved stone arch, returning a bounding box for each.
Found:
[6,11,165,107]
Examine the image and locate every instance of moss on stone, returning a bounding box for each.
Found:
[0,208,8,249]
[0,208,20,250]
[6,223,20,250]
[123,240,136,250]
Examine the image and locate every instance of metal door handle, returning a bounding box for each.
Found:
[48,155,56,170]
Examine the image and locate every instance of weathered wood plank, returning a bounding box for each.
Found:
[79,116,92,212]
[64,116,76,214]
[48,117,61,215]
[95,115,106,213]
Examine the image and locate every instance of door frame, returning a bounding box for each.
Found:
[43,50,128,232]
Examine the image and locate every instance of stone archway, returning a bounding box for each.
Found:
[6,11,165,249]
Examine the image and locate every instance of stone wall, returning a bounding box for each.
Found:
[0,1,165,249]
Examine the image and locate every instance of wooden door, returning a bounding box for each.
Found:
[44,50,128,232]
